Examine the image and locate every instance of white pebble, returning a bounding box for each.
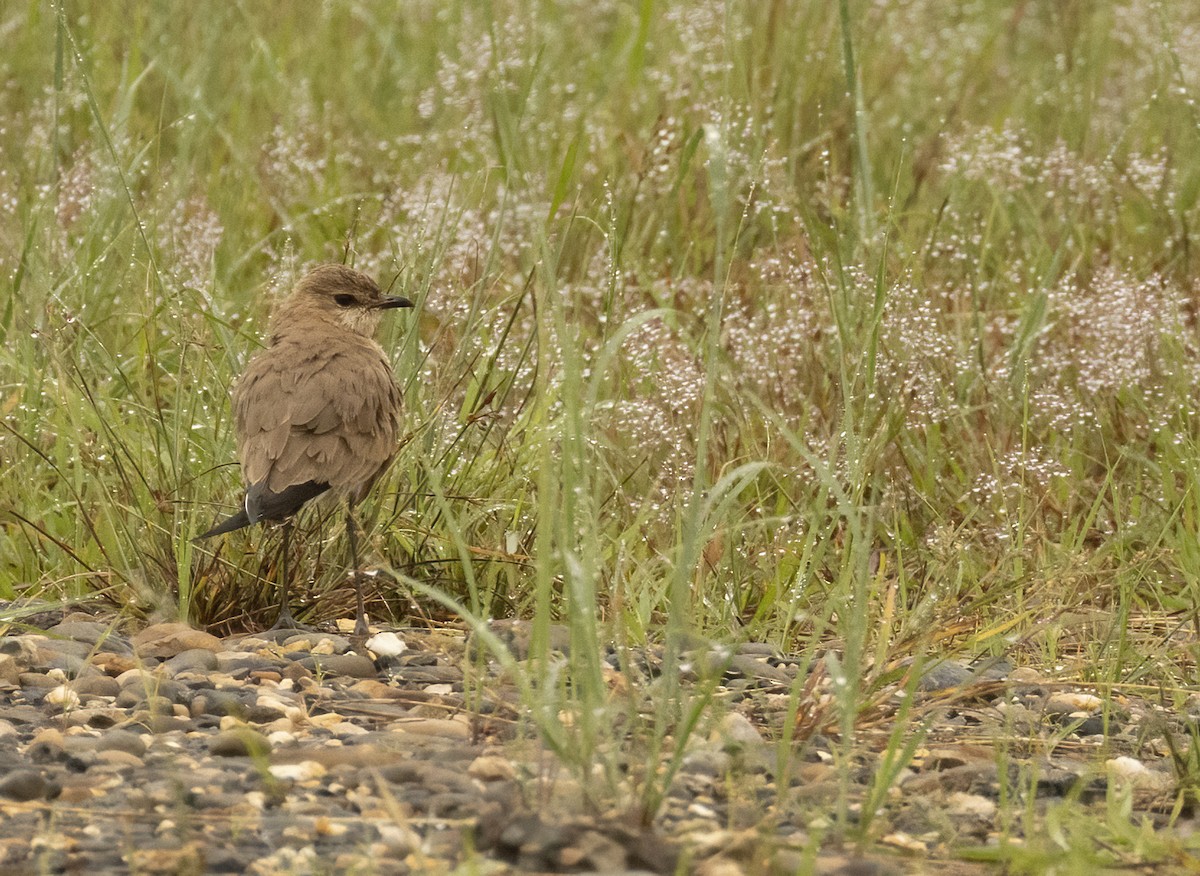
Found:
[367,631,407,657]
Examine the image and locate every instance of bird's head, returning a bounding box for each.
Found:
[280,264,414,338]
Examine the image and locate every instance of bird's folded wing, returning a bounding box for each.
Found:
[234,336,401,496]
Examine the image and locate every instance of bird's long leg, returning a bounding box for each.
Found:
[268,520,306,630]
[346,505,370,638]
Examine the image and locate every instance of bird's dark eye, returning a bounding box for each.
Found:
[334,294,356,307]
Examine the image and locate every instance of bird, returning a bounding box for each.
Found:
[197,263,413,636]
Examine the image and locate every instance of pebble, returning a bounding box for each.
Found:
[47,620,129,651]
[0,654,20,685]
[0,769,59,801]
[163,648,221,675]
[269,761,327,782]
[72,675,120,698]
[131,623,224,658]
[366,631,407,658]
[468,754,517,781]
[298,653,377,678]
[45,685,81,710]
[209,727,272,757]
[1045,692,1105,715]
[945,791,997,820]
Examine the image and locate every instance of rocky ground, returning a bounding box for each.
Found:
[0,609,1195,874]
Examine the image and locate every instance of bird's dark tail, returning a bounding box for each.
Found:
[195,480,330,541]
[195,508,252,540]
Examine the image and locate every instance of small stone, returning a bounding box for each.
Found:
[123,711,191,734]
[681,747,732,778]
[1106,756,1171,789]
[92,729,148,758]
[1008,666,1042,683]
[0,654,21,685]
[902,762,1001,795]
[468,755,516,781]
[117,676,189,709]
[881,832,927,853]
[0,769,58,801]
[94,749,145,770]
[313,815,348,837]
[696,856,747,876]
[62,707,123,729]
[92,652,137,675]
[131,623,223,659]
[391,717,471,738]
[269,761,327,782]
[18,672,59,689]
[163,648,220,675]
[281,661,314,682]
[276,631,351,653]
[126,845,203,874]
[299,653,378,679]
[267,730,297,747]
[349,679,407,699]
[1045,692,1104,715]
[945,792,997,820]
[48,621,127,651]
[209,727,271,758]
[45,685,81,710]
[190,689,249,719]
[215,652,285,675]
[29,727,65,748]
[376,823,421,855]
[0,636,39,662]
[71,675,120,699]
[367,632,407,658]
[391,664,463,684]
[378,762,479,794]
[712,712,765,747]
[250,693,297,721]
[917,661,972,691]
[727,654,793,685]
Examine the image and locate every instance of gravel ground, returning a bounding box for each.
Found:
[0,609,1194,874]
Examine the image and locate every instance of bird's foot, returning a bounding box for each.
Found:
[267,606,316,633]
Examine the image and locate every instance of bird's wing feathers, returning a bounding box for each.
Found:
[234,335,401,498]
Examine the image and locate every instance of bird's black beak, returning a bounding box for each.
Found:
[376,296,415,309]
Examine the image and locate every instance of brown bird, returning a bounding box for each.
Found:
[197,264,413,636]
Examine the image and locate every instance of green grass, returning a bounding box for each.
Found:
[4,0,1200,867]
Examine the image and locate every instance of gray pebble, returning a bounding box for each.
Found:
[47,621,131,654]
[391,665,463,684]
[0,768,58,801]
[917,661,973,691]
[36,637,97,661]
[116,677,190,708]
[163,648,220,675]
[378,762,478,795]
[727,654,793,685]
[86,729,147,758]
[299,653,377,678]
[72,674,120,699]
[215,655,288,677]
[190,689,251,718]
